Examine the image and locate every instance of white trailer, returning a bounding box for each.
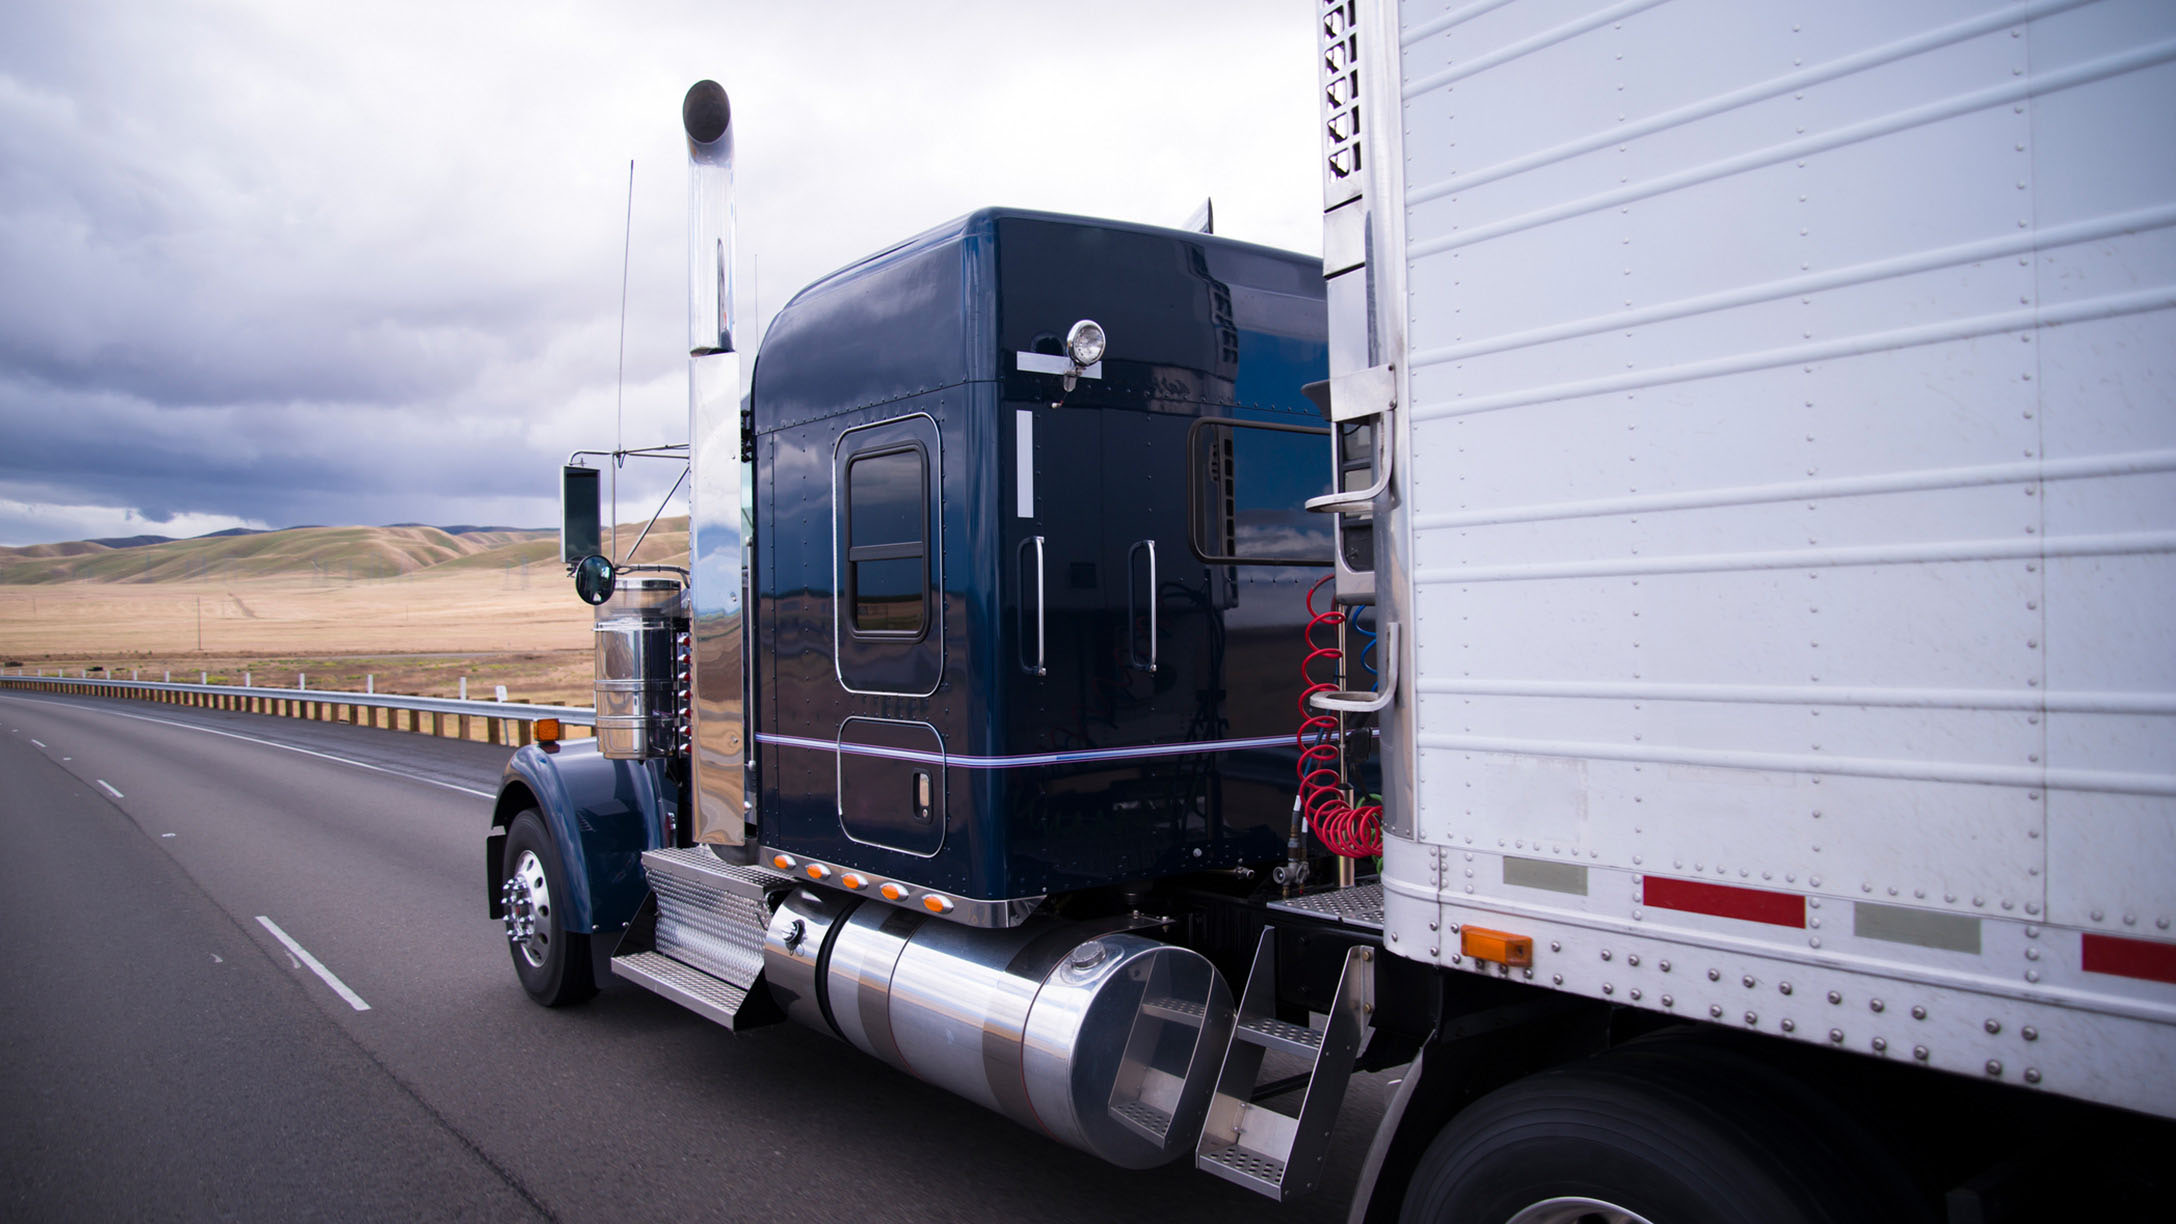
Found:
[1315,0,2176,1216]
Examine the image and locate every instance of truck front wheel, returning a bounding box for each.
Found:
[1398,1042,1924,1224]
[500,810,595,1007]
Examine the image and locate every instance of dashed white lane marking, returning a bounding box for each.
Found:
[209,953,223,964]
[29,739,44,748]
[97,779,124,798]
[0,695,493,798]
[255,916,371,1012]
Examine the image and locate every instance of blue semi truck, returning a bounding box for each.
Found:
[495,7,2176,1210]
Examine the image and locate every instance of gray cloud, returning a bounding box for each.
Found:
[0,0,1321,546]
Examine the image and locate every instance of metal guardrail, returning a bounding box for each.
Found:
[0,673,595,748]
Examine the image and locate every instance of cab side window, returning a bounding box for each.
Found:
[845,446,927,636]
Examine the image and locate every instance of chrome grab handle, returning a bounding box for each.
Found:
[1304,408,1393,515]
[1018,535,1047,676]
[1128,538,1158,673]
[1309,620,1396,713]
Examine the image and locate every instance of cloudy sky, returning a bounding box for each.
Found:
[0,0,1323,547]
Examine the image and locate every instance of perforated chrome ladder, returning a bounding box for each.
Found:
[1195,926,1374,1200]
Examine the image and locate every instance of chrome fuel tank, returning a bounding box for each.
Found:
[763,890,1233,1168]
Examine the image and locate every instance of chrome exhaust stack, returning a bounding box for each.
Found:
[764,890,1237,1168]
[682,79,748,846]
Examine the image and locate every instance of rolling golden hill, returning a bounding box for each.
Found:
[0,520,691,585]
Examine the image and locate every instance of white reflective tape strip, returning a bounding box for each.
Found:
[1016,409,1035,518]
[255,916,370,1011]
[96,779,123,798]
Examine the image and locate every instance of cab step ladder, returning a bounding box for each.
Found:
[1195,926,1374,1200]
[610,847,789,1031]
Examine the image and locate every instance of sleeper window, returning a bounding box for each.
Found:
[845,447,927,635]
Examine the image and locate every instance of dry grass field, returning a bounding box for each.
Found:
[0,521,691,706]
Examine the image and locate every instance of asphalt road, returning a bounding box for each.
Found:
[0,688,1395,1222]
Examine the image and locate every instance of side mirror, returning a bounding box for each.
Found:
[573,553,617,606]
[561,465,602,566]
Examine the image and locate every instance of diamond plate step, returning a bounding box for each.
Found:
[1199,1142,1289,1197]
[1112,1098,1173,1144]
[1235,1014,1324,1058]
[1142,996,1208,1022]
[610,950,757,1030]
[640,848,789,990]
[1264,881,1383,930]
[1195,928,1374,1201]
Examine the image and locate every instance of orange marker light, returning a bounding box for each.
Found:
[805,863,831,881]
[771,854,797,871]
[879,882,908,902]
[841,873,868,890]
[921,894,955,915]
[533,718,562,743]
[1461,926,1534,967]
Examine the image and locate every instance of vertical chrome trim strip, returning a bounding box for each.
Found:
[1016,408,1035,518]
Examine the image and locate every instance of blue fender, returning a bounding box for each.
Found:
[486,739,676,935]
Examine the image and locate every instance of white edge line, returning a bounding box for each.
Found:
[97,779,123,798]
[0,694,493,798]
[256,915,371,1011]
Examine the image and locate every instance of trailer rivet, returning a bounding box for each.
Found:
[1829,991,1843,1005]
[1428,921,1438,931]
[1911,1005,1926,1020]
[1872,1037,1887,1052]
[1523,969,1533,980]
[1781,1018,1795,1033]
[2025,948,2039,961]
[1550,941,1562,953]
[1659,960,1671,973]
[1986,1060,2003,1077]
[1743,975,1756,989]
[1870,999,1885,1013]
[1708,968,1721,982]
[1745,1012,1758,1026]
[2024,969,2039,983]
[1601,950,1612,962]
[1986,1019,2002,1035]
[1661,994,1675,1008]
[1627,954,1640,967]
[1553,974,1564,986]
[1602,983,1614,995]
[1430,948,1439,958]
[1829,1028,1845,1043]
[1629,988,1642,1001]
[1709,1004,1723,1018]
[2024,1068,2041,1084]
[2022,1026,2038,1042]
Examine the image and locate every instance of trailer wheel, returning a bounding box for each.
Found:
[1398,1042,1922,1224]
[500,810,595,1007]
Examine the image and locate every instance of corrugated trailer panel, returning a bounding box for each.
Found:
[1375,0,2176,1116]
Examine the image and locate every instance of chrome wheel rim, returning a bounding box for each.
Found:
[1504,1198,1654,1224]
[502,848,553,969]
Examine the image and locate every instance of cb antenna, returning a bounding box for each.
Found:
[613,158,634,560]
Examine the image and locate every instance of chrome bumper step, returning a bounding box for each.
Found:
[609,848,792,1032]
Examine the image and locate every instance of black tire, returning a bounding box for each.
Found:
[500,810,595,1007]
[1399,1041,1926,1224]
